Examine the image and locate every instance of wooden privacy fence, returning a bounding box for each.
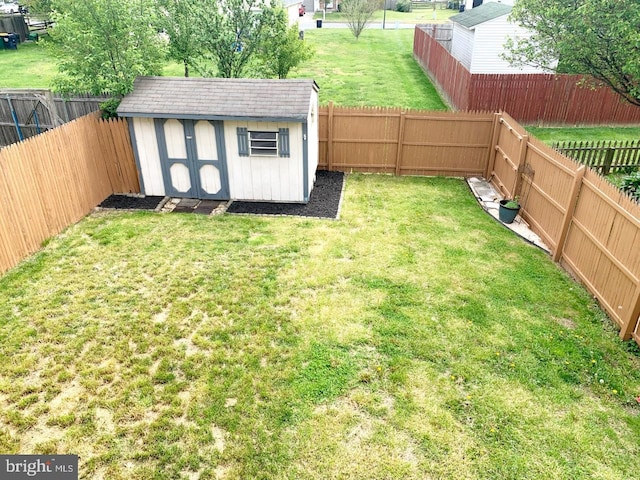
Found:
[0,112,139,274]
[553,140,640,175]
[413,25,640,125]
[319,104,494,177]
[489,112,640,345]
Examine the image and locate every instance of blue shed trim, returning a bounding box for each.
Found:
[302,121,309,202]
[237,127,249,156]
[213,120,231,198]
[126,118,146,195]
[182,119,201,197]
[279,127,290,157]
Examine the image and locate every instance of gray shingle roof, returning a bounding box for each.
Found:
[117,77,319,122]
[450,2,512,29]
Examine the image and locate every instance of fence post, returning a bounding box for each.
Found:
[513,134,529,197]
[602,146,615,175]
[621,286,640,340]
[395,111,406,176]
[327,101,334,171]
[484,112,501,179]
[552,165,585,263]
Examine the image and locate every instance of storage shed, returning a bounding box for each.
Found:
[117,77,319,203]
[450,2,554,74]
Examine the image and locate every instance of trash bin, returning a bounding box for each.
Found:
[316,19,322,28]
[459,5,465,12]
[1,33,19,50]
[299,30,304,40]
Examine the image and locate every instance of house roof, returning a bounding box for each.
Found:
[450,2,512,29]
[117,77,319,122]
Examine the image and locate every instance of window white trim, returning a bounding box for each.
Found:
[250,131,278,156]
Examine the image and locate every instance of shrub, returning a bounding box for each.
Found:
[621,171,640,201]
[396,0,412,12]
[99,98,121,119]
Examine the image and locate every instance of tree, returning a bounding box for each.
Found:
[49,0,165,99]
[258,8,313,79]
[505,0,640,107]
[341,0,381,39]
[158,0,204,77]
[195,0,273,78]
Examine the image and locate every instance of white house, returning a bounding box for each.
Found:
[451,2,554,74]
[281,0,303,25]
[117,77,319,203]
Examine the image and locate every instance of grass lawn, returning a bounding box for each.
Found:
[0,42,57,89]
[292,29,447,109]
[526,126,640,145]
[1,175,639,479]
[315,8,458,23]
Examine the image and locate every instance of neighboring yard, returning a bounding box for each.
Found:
[0,30,446,110]
[292,29,446,109]
[315,8,458,24]
[0,42,56,89]
[525,126,640,145]
[1,175,639,479]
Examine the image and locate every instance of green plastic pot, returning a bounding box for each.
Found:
[498,199,520,224]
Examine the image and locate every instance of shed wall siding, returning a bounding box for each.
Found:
[224,121,304,202]
[470,16,550,74]
[133,117,165,196]
[451,24,474,71]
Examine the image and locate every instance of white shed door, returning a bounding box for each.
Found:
[155,119,229,199]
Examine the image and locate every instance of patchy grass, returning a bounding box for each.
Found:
[293,29,447,109]
[1,175,640,479]
[527,126,640,145]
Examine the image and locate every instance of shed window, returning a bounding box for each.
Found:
[250,131,278,156]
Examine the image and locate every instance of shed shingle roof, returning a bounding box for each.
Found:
[117,77,319,121]
[450,2,512,29]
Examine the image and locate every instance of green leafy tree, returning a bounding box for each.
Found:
[341,0,381,39]
[196,0,273,78]
[158,0,203,77]
[505,0,640,107]
[49,0,166,98]
[258,7,313,79]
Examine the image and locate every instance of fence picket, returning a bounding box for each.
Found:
[554,140,640,173]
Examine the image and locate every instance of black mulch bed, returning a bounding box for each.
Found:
[226,170,344,219]
[98,195,164,210]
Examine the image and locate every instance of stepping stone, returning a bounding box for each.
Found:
[172,206,196,213]
[193,200,223,215]
[177,198,200,208]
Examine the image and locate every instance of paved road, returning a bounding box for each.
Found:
[298,14,417,31]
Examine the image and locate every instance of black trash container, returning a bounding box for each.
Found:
[316,19,322,28]
[459,5,465,12]
[1,33,19,50]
